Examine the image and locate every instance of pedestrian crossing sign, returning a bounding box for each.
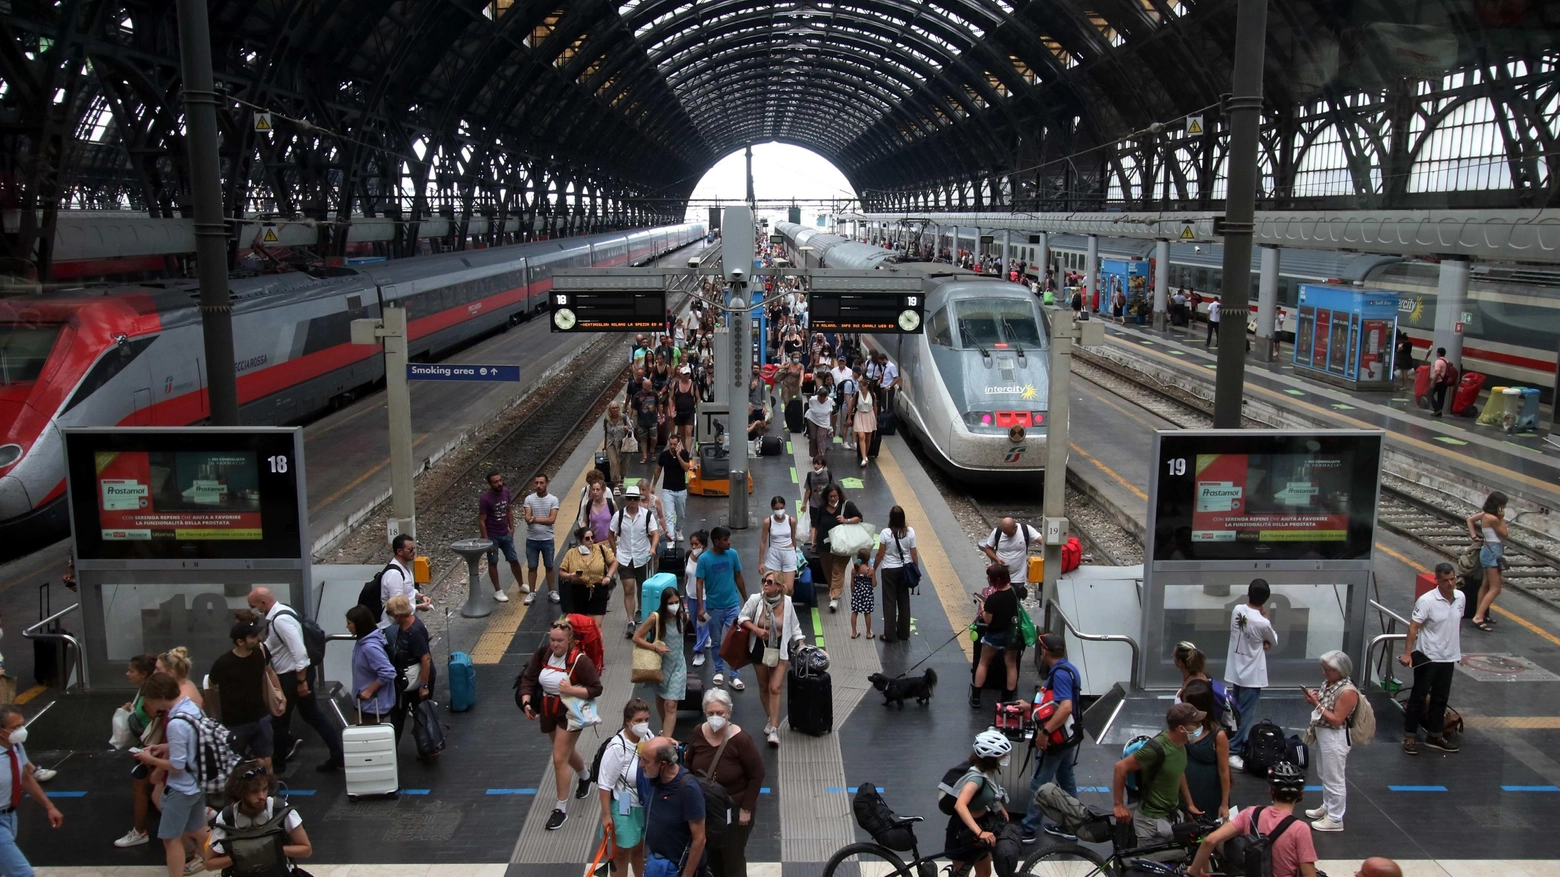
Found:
[253,112,273,132]
[1179,224,1195,240]
[1186,114,1204,135]
[261,225,280,243]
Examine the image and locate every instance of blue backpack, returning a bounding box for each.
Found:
[1122,735,1164,803]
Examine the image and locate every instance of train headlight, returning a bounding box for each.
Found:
[1008,425,1026,443]
[0,444,21,469]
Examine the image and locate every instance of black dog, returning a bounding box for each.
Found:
[868,668,938,708]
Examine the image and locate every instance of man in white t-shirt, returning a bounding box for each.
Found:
[1205,299,1222,347]
[981,518,1042,590]
[1225,578,1278,770]
[1399,562,1463,755]
[831,362,856,448]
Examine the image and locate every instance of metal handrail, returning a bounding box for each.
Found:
[1047,600,1141,690]
[1365,632,1407,690]
[1369,599,1410,630]
[321,632,358,728]
[22,603,89,691]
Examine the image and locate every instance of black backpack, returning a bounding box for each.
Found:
[217,800,294,877]
[590,733,635,794]
[1243,720,1288,777]
[1223,806,1298,877]
[357,563,397,621]
[852,782,917,851]
[690,766,735,850]
[937,763,986,815]
[272,609,327,668]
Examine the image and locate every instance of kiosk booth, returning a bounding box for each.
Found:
[1099,258,1150,321]
[1291,285,1399,390]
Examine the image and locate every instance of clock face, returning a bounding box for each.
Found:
[553,307,577,330]
[897,309,922,332]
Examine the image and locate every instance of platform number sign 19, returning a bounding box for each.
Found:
[267,455,289,474]
[1166,457,1187,476]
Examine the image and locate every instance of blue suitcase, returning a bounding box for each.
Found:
[640,572,680,622]
[447,651,476,712]
[792,564,816,607]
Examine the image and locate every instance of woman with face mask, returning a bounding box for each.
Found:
[632,589,688,738]
[597,698,654,877]
[737,575,805,748]
[560,527,619,627]
[757,496,799,595]
[685,688,765,877]
[1179,679,1231,821]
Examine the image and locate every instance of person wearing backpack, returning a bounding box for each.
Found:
[379,534,430,624]
[943,730,1013,877]
[1179,679,1231,822]
[1018,633,1082,844]
[1225,579,1278,772]
[203,762,313,876]
[248,587,345,775]
[634,736,708,877]
[685,688,764,875]
[1188,762,1318,877]
[1302,650,1367,833]
[597,699,655,877]
[133,673,213,877]
[1111,703,1204,847]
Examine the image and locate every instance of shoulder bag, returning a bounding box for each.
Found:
[893,531,921,591]
[632,614,665,684]
[560,653,601,731]
[259,645,287,717]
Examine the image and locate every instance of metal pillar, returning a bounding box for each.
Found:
[1212,0,1269,428]
[1037,232,1049,286]
[722,205,755,528]
[1432,257,1470,369]
[176,0,239,425]
[1255,245,1281,361]
[1153,239,1170,331]
[351,306,415,540]
[1041,311,1076,627]
[1003,230,1013,272]
[1084,234,1098,313]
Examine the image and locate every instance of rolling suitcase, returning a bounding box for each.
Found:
[787,664,833,736]
[448,651,476,712]
[676,674,704,714]
[1451,372,1485,417]
[877,409,897,436]
[785,398,805,434]
[867,429,883,459]
[640,572,680,622]
[760,436,785,457]
[412,699,446,759]
[344,707,398,800]
[792,564,816,607]
[658,544,687,581]
[1413,365,1433,408]
[594,451,612,484]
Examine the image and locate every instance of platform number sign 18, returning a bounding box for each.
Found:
[268,455,289,474]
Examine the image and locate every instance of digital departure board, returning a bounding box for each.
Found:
[550,290,667,332]
[1151,431,1382,562]
[808,291,924,334]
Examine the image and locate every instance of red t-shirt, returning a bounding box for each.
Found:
[1229,806,1317,877]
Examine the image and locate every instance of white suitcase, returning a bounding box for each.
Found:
[342,720,398,800]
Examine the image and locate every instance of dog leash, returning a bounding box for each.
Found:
[894,627,967,679]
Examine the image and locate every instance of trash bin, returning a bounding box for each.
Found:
[1513,387,1542,433]
[1477,387,1509,426]
[1498,387,1524,431]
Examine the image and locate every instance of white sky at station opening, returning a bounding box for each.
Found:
[682,143,858,229]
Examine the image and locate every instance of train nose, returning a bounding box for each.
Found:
[0,475,32,520]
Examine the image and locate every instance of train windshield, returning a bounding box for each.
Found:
[0,323,62,385]
[954,299,1045,350]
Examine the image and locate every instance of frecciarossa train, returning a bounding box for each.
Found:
[0,223,703,544]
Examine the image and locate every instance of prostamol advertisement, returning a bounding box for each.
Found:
[94,451,263,541]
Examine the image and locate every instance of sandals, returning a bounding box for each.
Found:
[850,632,861,639]
[867,632,876,639]
[1472,618,1495,632]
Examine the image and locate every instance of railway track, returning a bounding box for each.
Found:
[1072,346,1560,605]
[967,494,1123,569]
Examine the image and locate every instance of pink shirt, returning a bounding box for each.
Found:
[1230,807,1316,877]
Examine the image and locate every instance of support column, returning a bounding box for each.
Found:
[1153,239,1170,331]
[1037,232,1049,288]
[1432,256,1470,368]
[1255,245,1280,361]
[1084,234,1098,313]
[1003,229,1013,273]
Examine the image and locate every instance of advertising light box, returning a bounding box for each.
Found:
[66,428,306,561]
[1151,431,1382,562]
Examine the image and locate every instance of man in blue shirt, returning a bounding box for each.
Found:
[1019,633,1082,844]
[0,705,63,877]
[635,737,706,877]
[695,526,748,691]
[134,673,211,877]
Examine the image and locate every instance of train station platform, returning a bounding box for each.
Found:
[16,333,1560,874]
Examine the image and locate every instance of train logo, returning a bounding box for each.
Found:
[1004,445,1027,464]
[1020,384,1037,401]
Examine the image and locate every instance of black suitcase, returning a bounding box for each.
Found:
[677,674,705,714]
[878,409,897,436]
[785,398,805,434]
[659,544,686,580]
[412,698,447,759]
[594,451,612,483]
[868,430,883,459]
[760,436,785,457]
[787,665,833,736]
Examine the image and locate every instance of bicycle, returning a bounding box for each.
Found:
[823,813,998,877]
[1020,814,1225,877]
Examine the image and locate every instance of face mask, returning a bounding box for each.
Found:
[631,722,652,740]
[706,715,728,733]
[578,545,591,555]
[774,510,785,519]
[1185,726,1205,743]
[999,755,1011,768]
[6,727,26,746]
[667,603,681,614]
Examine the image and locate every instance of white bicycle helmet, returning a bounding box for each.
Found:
[973,728,1012,760]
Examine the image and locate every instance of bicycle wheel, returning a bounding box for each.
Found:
[823,841,912,877]
[1021,842,1115,877]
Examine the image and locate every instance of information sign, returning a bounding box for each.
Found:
[808,291,924,333]
[550,289,667,332]
[407,364,519,382]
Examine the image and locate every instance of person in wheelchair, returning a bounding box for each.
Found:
[1189,762,1318,877]
[1111,704,1206,849]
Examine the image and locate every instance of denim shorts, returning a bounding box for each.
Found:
[228,717,274,759]
[487,533,519,564]
[1480,541,1505,569]
[526,538,556,569]
[981,630,1009,650]
[158,787,207,840]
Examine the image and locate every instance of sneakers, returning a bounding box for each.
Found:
[185,856,205,875]
[114,828,150,848]
[1311,817,1344,832]
[712,673,725,687]
[1424,735,1460,753]
[829,598,838,613]
[548,591,561,604]
[493,590,510,603]
[1227,754,1245,771]
[729,676,745,691]
[625,621,637,640]
[763,722,775,736]
[546,808,568,831]
[287,739,304,762]
[524,592,537,606]
[693,652,706,668]
[33,767,56,782]
[520,584,532,594]
[1043,823,1077,842]
[1305,807,1328,820]
[1020,828,1038,845]
[576,773,594,799]
[1402,736,1419,755]
[767,729,779,747]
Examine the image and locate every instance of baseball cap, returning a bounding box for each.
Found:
[1166,703,1206,727]
[679,365,691,374]
[1038,632,1066,654]
[623,485,641,498]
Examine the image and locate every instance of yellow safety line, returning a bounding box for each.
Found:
[12,685,46,706]
[1105,335,1560,499]
[1372,540,1560,649]
[1069,442,1149,501]
[468,444,596,664]
[876,442,976,661]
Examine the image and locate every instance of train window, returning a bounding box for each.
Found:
[927,307,953,347]
[1193,268,1209,291]
[0,323,62,385]
[1210,270,1222,295]
[954,299,1044,349]
[63,336,155,412]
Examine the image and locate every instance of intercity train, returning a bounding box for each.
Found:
[776,222,1050,482]
[0,224,703,545]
